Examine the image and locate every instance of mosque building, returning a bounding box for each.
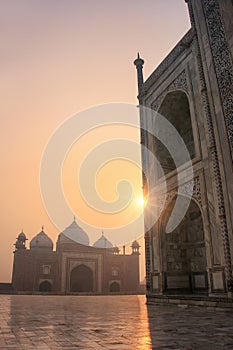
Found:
[12,218,140,294]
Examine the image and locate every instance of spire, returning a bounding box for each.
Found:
[134,52,144,94]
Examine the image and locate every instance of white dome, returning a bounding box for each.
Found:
[30,230,53,250]
[93,233,113,249]
[61,219,89,246]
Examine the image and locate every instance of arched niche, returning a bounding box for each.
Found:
[156,90,195,175]
[70,264,94,292]
[160,197,208,294]
[109,281,120,293]
[39,280,52,292]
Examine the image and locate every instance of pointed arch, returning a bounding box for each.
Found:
[156,90,195,175]
[159,197,208,294]
[39,280,52,292]
[70,264,94,292]
[110,281,120,293]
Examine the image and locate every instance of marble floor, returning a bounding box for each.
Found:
[0,295,233,349]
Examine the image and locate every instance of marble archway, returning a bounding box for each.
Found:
[161,198,208,294]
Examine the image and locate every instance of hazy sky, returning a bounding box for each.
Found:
[0,0,190,282]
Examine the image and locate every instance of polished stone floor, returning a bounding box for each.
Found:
[0,295,233,349]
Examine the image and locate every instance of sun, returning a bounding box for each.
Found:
[137,196,146,208]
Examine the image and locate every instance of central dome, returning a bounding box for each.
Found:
[61,219,90,246]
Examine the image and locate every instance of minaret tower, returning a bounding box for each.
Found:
[14,231,27,250]
[131,240,140,255]
[134,53,144,94]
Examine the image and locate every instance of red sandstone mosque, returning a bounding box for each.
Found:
[12,218,140,294]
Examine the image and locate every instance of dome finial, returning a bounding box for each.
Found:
[73,215,76,222]
[42,225,44,231]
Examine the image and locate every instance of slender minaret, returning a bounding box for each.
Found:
[134,52,150,292]
[134,53,144,94]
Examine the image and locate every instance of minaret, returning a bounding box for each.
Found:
[131,240,140,255]
[14,231,27,250]
[134,53,144,94]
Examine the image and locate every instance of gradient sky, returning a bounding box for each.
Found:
[0,0,190,282]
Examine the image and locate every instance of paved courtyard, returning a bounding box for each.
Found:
[0,295,233,349]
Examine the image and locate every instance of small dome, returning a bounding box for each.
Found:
[30,229,53,250]
[18,231,27,242]
[132,240,140,248]
[93,233,113,249]
[61,219,89,246]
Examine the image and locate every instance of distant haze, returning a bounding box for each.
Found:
[0,0,190,282]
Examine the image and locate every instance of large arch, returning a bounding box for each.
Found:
[70,264,94,293]
[39,280,52,292]
[160,197,208,294]
[156,90,195,176]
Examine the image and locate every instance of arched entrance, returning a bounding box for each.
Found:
[110,281,120,293]
[161,198,208,294]
[39,280,52,292]
[70,264,94,292]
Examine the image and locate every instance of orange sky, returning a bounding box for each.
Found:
[0,0,190,282]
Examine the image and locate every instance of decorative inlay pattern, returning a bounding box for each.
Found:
[156,177,202,212]
[187,0,233,291]
[152,70,188,111]
[145,232,151,291]
[202,0,233,161]
[180,177,202,204]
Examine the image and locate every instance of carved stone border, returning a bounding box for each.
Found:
[202,0,233,161]
[151,70,188,111]
[186,0,233,291]
[145,231,151,291]
[156,177,202,211]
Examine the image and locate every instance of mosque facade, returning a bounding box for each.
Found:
[135,0,233,298]
[12,219,140,294]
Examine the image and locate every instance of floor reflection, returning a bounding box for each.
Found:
[147,300,233,349]
[7,295,152,349]
[4,294,233,349]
